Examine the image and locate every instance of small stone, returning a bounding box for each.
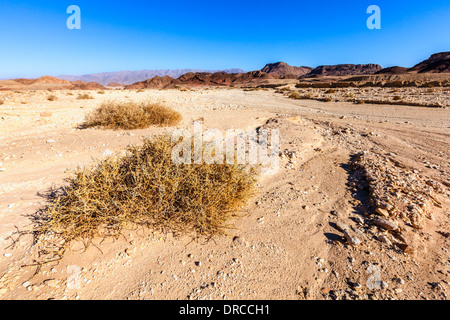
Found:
[102,150,113,156]
[430,282,442,291]
[232,236,249,247]
[377,234,392,245]
[335,221,350,232]
[396,243,413,254]
[375,208,390,218]
[393,277,405,285]
[22,281,31,288]
[342,230,361,246]
[354,216,364,224]
[373,218,398,231]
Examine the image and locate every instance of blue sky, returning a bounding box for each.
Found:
[0,0,449,78]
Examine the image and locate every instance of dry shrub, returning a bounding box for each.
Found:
[288,91,302,99]
[77,93,94,100]
[84,101,182,130]
[393,95,402,101]
[47,95,57,101]
[0,98,4,105]
[31,135,258,263]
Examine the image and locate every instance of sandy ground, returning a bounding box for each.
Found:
[0,88,449,300]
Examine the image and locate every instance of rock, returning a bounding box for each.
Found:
[342,229,361,246]
[22,281,31,288]
[232,236,249,247]
[354,216,364,224]
[393,277,405,285]
[430,282,443,291]
[395,243,413,255]
[46,139,56,143]
[373,218,398,231]
[377,234,392,245]
[330,210,339,216]
[102,149,113,156]
[375,207,390,218]
[392,232,407,243]
[335,221,350,232]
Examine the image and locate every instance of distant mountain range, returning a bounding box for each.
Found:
[58,69,246,86]
[2,51,448,90]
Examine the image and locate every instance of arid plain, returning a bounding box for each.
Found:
[0,84,449,300]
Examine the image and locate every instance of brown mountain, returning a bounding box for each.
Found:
[125,71,275,89]
[14,76,71,85]
[261,62,312,79]
[0,76,105,90]
[70,81,106,90]
[125,75,175,89]
[409,52,450,73]
[375,66,409,75]
[303,64,382,78]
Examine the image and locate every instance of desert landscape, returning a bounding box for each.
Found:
[0,50,449,301]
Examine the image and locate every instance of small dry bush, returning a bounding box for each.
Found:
[30,135,258,263]
[393,95,402,101]
[77,93,94,100]
[0,99,4,105]
[325,89,336,94]
[288,91,302,99]
[84,101,181,130]
[47,95,57,101]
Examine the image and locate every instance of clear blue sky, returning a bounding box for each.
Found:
[0,0,449,78]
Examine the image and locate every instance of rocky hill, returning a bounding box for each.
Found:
[375,66,409,75]
[409,52,450,73]
[125,71,275,89]
[261,62,312,79]
[303,64,382,78]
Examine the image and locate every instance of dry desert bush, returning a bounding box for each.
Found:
[47,94,57,101]
[30,135,258,263]
[77,93,94,100]
[83,101,182,130]
[288,91,302,99]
